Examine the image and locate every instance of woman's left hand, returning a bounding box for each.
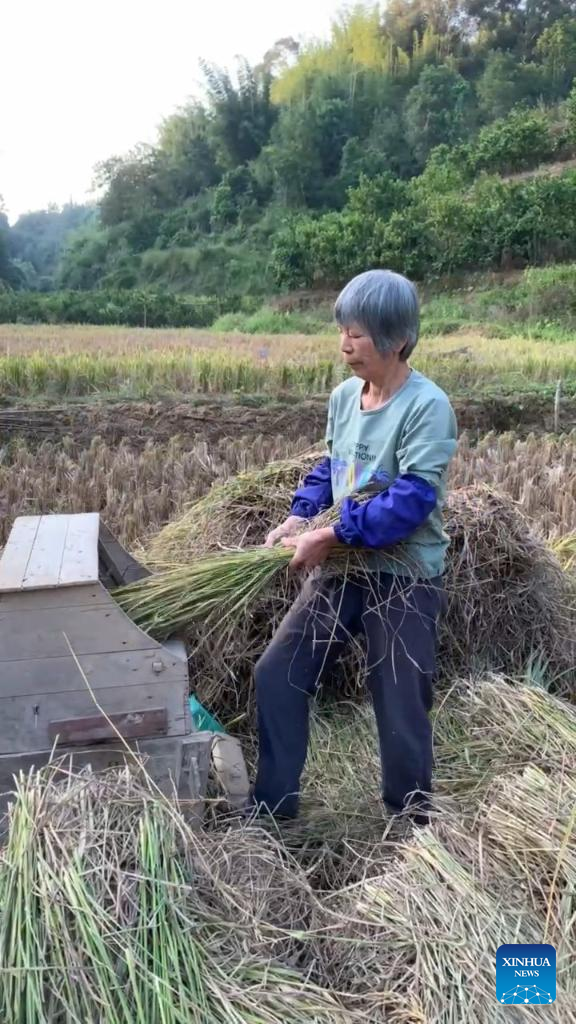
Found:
[282,527,338,571]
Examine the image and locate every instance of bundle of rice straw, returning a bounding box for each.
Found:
[0,763,357,1024]
[119,460,575,720]
[432,677,576,800]
[312,823,576,1022]
[477,765,576,931]
[286,679,576,887]
[552,533,576,572]
[145,449,323,565]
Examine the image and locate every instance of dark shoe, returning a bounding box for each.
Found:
[384,800,431,829]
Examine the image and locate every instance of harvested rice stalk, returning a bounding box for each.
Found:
[0,764,356,1024]
[477,766,576,950]
[120,483,575,725]
[552,534,576,572]
[145,449,323,566]
[314,827,576,1022]
[433,678,576,800]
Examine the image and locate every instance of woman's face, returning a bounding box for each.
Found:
[338,322,400,381]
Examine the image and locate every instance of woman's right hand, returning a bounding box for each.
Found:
[265,515,305,548]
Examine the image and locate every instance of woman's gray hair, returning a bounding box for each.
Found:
[334,269,420,360]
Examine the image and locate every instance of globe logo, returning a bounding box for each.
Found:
[496,944,556,1005]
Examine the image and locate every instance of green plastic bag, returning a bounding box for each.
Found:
[189,695,226,734]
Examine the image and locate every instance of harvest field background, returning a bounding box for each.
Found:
[4,0,576,1013]
[1,305,576,1021]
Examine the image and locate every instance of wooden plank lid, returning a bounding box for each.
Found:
[0,513,100,592]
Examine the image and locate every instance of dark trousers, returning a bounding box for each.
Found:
[254,572,445,820]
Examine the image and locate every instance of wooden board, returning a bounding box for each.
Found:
[0,683,189,754]
[0,737,197,813]
[0,517,40,591]
[59,514,100,586]
[48,707,168,745]
[0,583,110,612]
[23,515,71,588]
[0,649,188,699]
[0,600,164,661]
[0,514,99,592]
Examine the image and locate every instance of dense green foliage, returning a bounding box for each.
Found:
[3,2,576,308]
[213,263,576,339]
[9,205,95,289]
[0,289,224,327]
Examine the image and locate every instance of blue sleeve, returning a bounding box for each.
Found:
[291,456,334,519]
[333,474,437,548]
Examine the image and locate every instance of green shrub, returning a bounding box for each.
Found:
[471,109,556,175]
[212,307,330,334]
[0,290,222,328]
[271,169,576,287]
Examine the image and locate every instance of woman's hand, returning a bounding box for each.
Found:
[281,527,338,570]
[265,515,305,548]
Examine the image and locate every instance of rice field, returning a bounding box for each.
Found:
[0,326,576,398]
[1,321,576,1022]
[1,430,575,548]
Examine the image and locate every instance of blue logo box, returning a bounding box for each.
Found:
[496,944,556,1004]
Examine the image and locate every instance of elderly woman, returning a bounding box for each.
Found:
[253,269,458,826]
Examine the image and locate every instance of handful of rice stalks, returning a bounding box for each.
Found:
[145,449,323,566]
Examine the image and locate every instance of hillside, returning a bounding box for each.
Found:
[3,2,576,308]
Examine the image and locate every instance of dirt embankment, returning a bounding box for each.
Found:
[0,393,574,450]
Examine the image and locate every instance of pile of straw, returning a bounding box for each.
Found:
[0,764,352,1024]
[145,449,322,565]
[443,486,574,682]
[305,683,576,1020]
[1,678,575,1023]
[119,457,575,722]
[284,678,576,888]
[313,820,576,1022]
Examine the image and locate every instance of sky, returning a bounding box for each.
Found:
[1,0,341,222]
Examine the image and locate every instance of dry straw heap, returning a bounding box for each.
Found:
[1,677,575,1023]
[116,454,576,723]
[3,445,576,1022]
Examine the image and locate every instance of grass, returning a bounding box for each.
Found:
[210,264,576,341]
[0,329,575,400]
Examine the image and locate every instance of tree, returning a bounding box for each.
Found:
[265,95,357,209]
[384,0,472,54]
[347,171,410,219]
[404,64,473,163]
[536,15,576,91]
[201,58,276,168]
[210,167,259,230]
[471,107,555,172]
[477,51,551,118]
[96,146,173,229]
[0,201,23,288]
[58,226,120,289]
[465,0,576,55]
[158,104,220,198]
[566,78,576,140]
[10,204,95,287]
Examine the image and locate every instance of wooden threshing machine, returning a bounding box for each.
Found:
[0,513,249,816]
